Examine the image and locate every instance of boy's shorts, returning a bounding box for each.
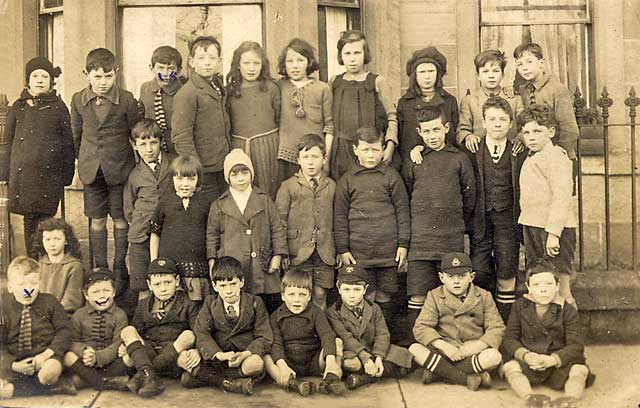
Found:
[83,168,125,219]
[523,226,576,275]
[407,260,439,296]
[362,265,398,294]
[285,349,323,377]
[295,250,335,289]
[514,360,593,390]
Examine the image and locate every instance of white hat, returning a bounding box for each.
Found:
[223,149,254,183]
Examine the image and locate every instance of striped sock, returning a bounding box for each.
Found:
[422,350,467,385]
[496,290,516,322]
[456,354,485,374]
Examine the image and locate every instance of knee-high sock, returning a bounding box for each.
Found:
[496,290,516,323]
[113,226,129,274]
[504,366,532,400]
[455,354,486,374]
[421,349,467,385]
[193,363,224,387]
[126,341,153,372]
[406,300,424,343]
[90,228,108,268]
[69,360,102,389]
[377,301,396,332]
[152,346,179,374]
[564,365,589,399]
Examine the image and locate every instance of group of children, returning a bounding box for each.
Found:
[0,29,592,405]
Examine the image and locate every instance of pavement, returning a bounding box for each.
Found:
[2,345,639,408]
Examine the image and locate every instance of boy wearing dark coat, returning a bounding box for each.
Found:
[70,48,140,298]
[334,127,410,327]
[327,264,413,390]
[402,106,476,334]
[185,257,272,395]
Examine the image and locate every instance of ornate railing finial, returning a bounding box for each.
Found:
[625,87,639,119]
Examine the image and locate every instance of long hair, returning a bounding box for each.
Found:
[31,217,82,260]
[226,41,272,98]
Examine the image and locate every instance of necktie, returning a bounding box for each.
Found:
[155,298,172,320]
[182,197,190,210]
[527,83,537,107]
[310,177,319,192]
[492,145,500,163]
[351,306,363,320]
[154,89,169,153]
[18,306,32,353]
[150,159,160,176]
[458,295,466,304]
[91,312,106,349]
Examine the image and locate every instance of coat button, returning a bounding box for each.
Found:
[251,252,257,258]
[20,138,24,142]
[18,168,22,171]
[246,229,252,235]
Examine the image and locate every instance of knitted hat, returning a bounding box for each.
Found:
[147,257,178,277]
[440,252,472,275]
[337,264,369,285]
[25,57,61,82]
[405,46,447,77]
[223,148,254,183]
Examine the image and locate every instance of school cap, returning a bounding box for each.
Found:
[405,46,447,77]
[440,252,473,275]
[147,257,178,277]
[86,267,113,285]
[337,264,369,284]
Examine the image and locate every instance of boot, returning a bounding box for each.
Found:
[0,379,14,399]
[221,378,254,396]
[137,368,164,398]
[345,373,374,390]
[180,371,206,389]
[287,376,314,396]
[101,376,131,392]
[466,374,482,391]
[480,371,492,388]
[49,376,78,395]
[318,373,347,395]
[127,371,143,394]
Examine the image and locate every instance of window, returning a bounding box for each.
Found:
[480,0,594,104]
[317,1,362,82]
[39,0,65,98]
[119,3,263,98]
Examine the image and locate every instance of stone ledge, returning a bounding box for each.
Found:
[574,270,640,310]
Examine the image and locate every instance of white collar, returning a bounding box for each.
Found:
[229,186,252,214]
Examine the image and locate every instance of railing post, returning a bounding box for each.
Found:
[625,87,639,272]
[574,87,586,271]
[597,87,614,270]
[0,94,10,277]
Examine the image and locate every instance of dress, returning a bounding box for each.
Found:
[149,191,212,301]
[228,80,280,199]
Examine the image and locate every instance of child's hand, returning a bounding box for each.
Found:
[340,252,357,266]
[12,358,35,375]
[512,135,525,155]
[395,247,408,271]
[208,259,216,276]
[546,233,560,257]
[383,142,395,165]
[410,145,425,165]
[82,347,96,367]
[459,340,487,357]
[436,341,464,362]
[536,355,559,370]
[363,358,377,376]
[374,356,385,377]
[33,349,53,371]
[117,343,126,357]
[503,86,516,98]
[182,349,202,371]
[278,365,296,386]
[268,255,282,274]
[523,352,544,370]
[336,254,343,268]
[228,350,251,368]
[214,351,235,362]
[282,256,290,271]
[465,134,481,153]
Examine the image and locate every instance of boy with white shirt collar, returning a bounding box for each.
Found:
[463,96,527,323]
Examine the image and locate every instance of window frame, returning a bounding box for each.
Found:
[317,0,363,82]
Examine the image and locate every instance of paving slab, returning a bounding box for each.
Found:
[0,387,98,408]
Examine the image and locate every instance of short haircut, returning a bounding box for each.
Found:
[298,133,326,155]
[277,38,320,78]
[211,256,245,283]
[189,36,221,58]
[482,96,514,121]
[517,106,557,131]
[513,42,544,60]
[151,45,183,70]
[525,260,559,283]
[85,48,117,73]
[354,127,383,146]
[337,30,371,65]
[130,119,162,142]
[281,269,312,292]
[474,49,506,73]
[416,106,446,125]
[7,256,40,280]
[171,155,202,188]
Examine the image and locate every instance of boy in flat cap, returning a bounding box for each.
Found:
[327,264,413,390]
[409,252,504,391]
[118,257,201,397]
[64,268,131,391]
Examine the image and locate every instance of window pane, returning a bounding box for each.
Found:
[325,7,347,80]
[120,5,262,97]
[481,0,589,25]
[51,13,65,99]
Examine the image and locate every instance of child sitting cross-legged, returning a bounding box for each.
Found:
[327,264,413,390]
[264,269,347,397]
[409,252,505,391]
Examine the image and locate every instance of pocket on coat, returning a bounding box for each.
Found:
[306,104,323,125]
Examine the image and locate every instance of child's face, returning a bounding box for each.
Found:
[8,270,40,305]
[190,45,221,79]
[86,68,116,96]
[416,62,438,93]
[417,118,449,151]
[515,51,544,82]
[151,61,179,87]
[521,120,555,152]
[526,272,559,305]
[28,69,52,96]
[285,48,309,81]
[338,282,368,308]
[353,139,384,169]
[229,167,252,192]
[298,146,325,178]
[147,274,180,301]
[239,50,262,82]
[213,277,244,304]
[476,60,503,91]
[438,271,475,297]
[341,40,366,74]
[85,280,115,311]
[173,173,198,198]
[281,286,311,315]
[132,136,161,165]
[42,229,66,259]
[483,107,511,141]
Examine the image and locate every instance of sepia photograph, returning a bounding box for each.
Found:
[0,0,639,407]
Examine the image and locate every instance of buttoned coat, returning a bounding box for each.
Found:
[194,292,273,359]
[413,284,505,349]
[275,172,336,266]
[207,188,288,295]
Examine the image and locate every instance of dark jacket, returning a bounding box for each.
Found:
[334,162,411,267]
[275,172,336,266]
[402,145,476,260]
[194,292,273,359]
[139,78,184,154]
[463,139,526,244]
[207,188,288,295]
[1,90,74,215]
[501,295,585,367]
[70,304,128,368]
[132,291,200,347]
[172,73,231,173]
[397,89,459,160]
[70,87,139,185]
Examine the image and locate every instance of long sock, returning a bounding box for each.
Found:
[90,228,108,268]
[455,354,485,374]
[126,341,153,372]
[113,226,129,274]
[152,346,179,373]
[496,290,516,323]
[406,300,424,343]
[382,361,408,379]
[377,301,395,332]
[193,363,224,387]
[564,365,589,399]
[421,349,467,385]
[69,360,102,389]
[505,369,533,399]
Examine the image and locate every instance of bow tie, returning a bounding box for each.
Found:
[181,197,190,210]
[351,306,363,319]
